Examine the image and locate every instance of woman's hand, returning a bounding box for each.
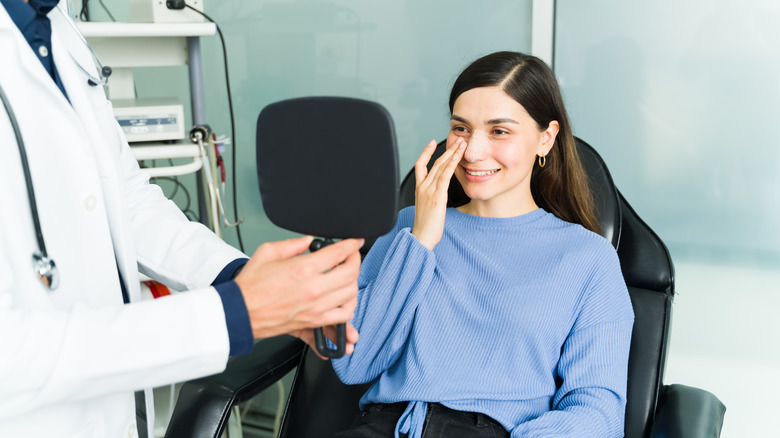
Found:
[411,138,467,250]
[291,322,360,360]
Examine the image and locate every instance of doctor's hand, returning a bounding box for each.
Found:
[234,236,363,341]
[411,138,467,250]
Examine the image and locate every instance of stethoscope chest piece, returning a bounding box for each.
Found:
[32,251,59,290]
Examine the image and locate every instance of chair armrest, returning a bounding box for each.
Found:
[165,335,305,438]
[651,384,726,438]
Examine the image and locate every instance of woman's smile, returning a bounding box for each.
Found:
[462,167,501,181]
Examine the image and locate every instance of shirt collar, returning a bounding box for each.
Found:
[28,0,59,15]
[1,0,36,32]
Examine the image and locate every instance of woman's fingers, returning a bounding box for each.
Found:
[410,138,467,250]
[437,139,466,184]
[423,137,466,192]
[416,138,460,190]
[414,139,438,186]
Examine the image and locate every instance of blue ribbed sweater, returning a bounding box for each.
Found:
[332,207,634,438]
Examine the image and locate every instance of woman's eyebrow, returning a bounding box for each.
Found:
[450,115,519,125]
[486,118,519,125]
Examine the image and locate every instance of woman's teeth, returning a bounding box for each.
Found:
[466,169,498,176]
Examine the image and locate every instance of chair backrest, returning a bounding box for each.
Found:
[278,138,675,438]
[576,137,675,438]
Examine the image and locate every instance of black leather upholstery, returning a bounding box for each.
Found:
[167,137,725,438]
[653,384,727,438]
[278,349,370,438]
[577,138,622,248]
[165,336,305,438]
[617,192,676,293]
[625,287,672,437]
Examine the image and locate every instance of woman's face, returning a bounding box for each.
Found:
[447,86,557,217]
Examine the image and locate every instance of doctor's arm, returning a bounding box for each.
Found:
[116,122,244,290]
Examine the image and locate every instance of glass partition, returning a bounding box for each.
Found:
[129,0,534,246]
[555,2,780,436]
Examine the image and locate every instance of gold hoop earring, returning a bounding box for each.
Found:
[538,155,546,168]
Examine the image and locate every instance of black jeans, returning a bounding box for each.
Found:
[332,402,509,438]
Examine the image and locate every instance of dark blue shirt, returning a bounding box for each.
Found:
[212,258,255,356]
[1,0,69,99]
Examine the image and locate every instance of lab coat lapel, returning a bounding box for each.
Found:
[49,9,142,303]
[0,6,79,133]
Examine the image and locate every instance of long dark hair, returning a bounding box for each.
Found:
[447,51,599,233]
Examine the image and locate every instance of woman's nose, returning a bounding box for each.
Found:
[463,132,487,162]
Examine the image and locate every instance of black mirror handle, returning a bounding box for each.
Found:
[309,238,347,358]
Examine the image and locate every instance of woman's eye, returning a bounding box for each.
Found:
[452,126,468,133]
[492,129,509,135]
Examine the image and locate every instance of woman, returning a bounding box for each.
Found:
[331,51,634,438]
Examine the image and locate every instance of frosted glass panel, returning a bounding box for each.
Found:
[555,2,780,437]
[130,0,533,247]
[555,1,780,265]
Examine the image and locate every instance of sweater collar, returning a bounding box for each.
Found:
[447,207,549,229]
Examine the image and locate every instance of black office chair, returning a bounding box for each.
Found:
[166,137,726,438]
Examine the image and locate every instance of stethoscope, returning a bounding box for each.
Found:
[56,5,112,86]
[0,81,59,290]
[0,7,111,291]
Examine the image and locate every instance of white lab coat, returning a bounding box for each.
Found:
[0,4,246,437]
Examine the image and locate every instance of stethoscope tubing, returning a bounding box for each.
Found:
[0,81,49,259]
[56,6,110,86]
[0,6,109,291]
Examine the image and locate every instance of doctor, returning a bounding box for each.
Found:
[0,1,361,437]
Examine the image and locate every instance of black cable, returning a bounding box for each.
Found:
[184,209,199,221]
[184,3,244,253]
[152,175,192,213]
[79,0,114,22]
[80,0,90,21]
[96,0,116,22]
[147,160,193,216]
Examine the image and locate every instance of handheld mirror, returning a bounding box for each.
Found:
[256,96,399,357]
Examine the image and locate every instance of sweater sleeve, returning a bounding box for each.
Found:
[332,210,436,384]
[511,244,634,438]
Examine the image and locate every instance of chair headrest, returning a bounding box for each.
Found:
[576,138,674,293]
[575,137,622,249]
